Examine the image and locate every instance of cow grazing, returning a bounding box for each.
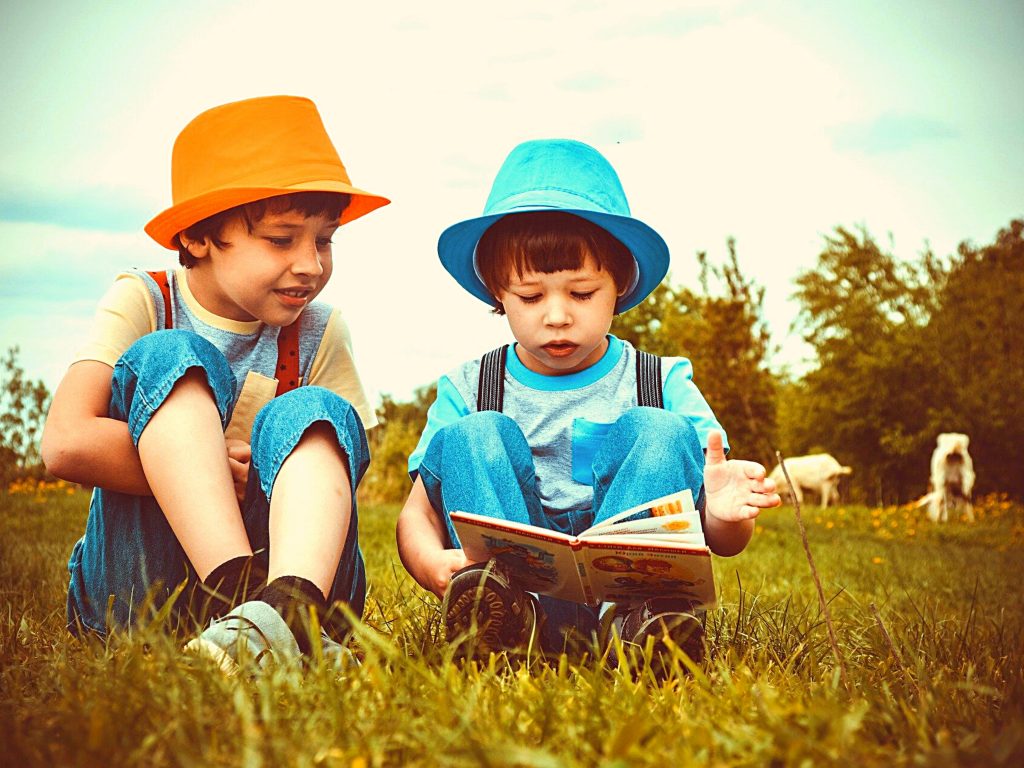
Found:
[921,432,975,523]
[769,454,853,509]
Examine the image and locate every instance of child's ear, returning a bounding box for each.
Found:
[178,234,211,260]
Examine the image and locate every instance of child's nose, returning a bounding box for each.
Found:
[292,241,324,276]
[544,300,571,326]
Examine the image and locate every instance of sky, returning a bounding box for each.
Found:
[1,0,1021,404]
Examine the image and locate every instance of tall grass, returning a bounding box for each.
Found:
[2,484,1022,766]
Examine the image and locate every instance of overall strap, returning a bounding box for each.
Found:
[146,269,301,396]
[146,270,173,330]
[275,322,301,397]
[476,345,509,412]
[477,344,664,410]
[635,349,664,409]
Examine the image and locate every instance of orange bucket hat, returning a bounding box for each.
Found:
[145,95,390,249]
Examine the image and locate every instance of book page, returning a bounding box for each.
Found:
[583,511,703,540]
[582,538,716,607]
[450,512,589,602]
[589,531,706,546]
[586,489,697,533]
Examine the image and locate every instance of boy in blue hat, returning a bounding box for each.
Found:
[396,139,781,663]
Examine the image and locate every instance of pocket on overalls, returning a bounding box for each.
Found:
[571,418,613,485]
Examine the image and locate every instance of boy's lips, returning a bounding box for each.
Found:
[542,341,579,358]
[274,286,313,308]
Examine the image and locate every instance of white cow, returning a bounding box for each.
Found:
[769,454,853,509]
[921,432,975,523]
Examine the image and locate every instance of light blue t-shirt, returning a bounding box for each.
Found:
[409,336,727,516]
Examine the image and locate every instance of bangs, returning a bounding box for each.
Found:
[240,191,350,228]
[176,191,350,267]
[476,211,635,299]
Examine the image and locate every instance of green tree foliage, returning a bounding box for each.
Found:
[1,346,51,485]
[786,221,1024,503]
[919,219,1024,497]
[359,384,436,504]
[612,239,777,466]
[788,226,937,503]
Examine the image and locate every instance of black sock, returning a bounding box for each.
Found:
[190,555,268,625]
[258,575,328,654]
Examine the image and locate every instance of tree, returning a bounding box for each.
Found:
[359,383,437,504]
[612,238,777,466]
[786,221,1024,503]
[788,226,938,503]
[919,219,1024,497]
[1,347,51,485]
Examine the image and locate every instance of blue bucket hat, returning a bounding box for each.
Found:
[437,138,670,313]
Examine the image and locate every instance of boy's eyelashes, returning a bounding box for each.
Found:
[263,236,335,249]
[512,290,597,303]
[516,293,541,304]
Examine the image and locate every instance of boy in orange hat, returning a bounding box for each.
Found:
[42,96,389,670]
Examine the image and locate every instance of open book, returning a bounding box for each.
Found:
[450,489,715,607]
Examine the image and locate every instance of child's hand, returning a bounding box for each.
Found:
[225,438,251,503]
[423,548,470,599]
[703,430,781,522]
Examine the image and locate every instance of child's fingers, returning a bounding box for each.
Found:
[752,492,782,508]
[226,443,252,463]
[705,430,727,464]
[726,505,762,521]
[742,460,767,480]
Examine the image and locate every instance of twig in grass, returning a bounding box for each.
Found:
[776,451,849,692]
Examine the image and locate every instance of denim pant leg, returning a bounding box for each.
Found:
[532,409,708,646]
[245,386,370,629]
[67,330,236,636]
[588,407,707,622]
[592,407,707,524]
[418,411,546,548]
[419,411,599,650]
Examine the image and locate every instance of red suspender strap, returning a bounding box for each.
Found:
[275,321,301,396]
[146,270,300,396]
[146,270,173,329]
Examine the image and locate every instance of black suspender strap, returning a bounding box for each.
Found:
[477,345,509,412]
[635,349,664,408]
[475,344,664,412]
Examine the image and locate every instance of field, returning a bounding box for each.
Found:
[2,483,1023,767]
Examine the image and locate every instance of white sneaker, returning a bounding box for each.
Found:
[184,600,300,675]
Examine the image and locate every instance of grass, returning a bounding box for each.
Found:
[2,481,1023,766]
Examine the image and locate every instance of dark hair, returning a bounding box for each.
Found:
[475,211,636,315]
[176,191,351,267]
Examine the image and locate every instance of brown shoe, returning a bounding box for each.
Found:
[612,598,705,674]
[442,559,541,657]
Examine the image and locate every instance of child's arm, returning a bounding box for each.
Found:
[702,430,781,556]
[42,361,155,495]
[41,361,154,496]
[396,477,469,598]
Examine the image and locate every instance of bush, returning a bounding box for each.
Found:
[1,347,50,487]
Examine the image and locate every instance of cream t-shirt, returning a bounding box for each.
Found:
[74,268,378,440]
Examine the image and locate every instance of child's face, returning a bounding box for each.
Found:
[184,209,339,324]
[497,253,620,375]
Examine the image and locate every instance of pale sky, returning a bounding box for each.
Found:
[1,0,1021,404]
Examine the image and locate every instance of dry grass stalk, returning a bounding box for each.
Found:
[776,450,850,692]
